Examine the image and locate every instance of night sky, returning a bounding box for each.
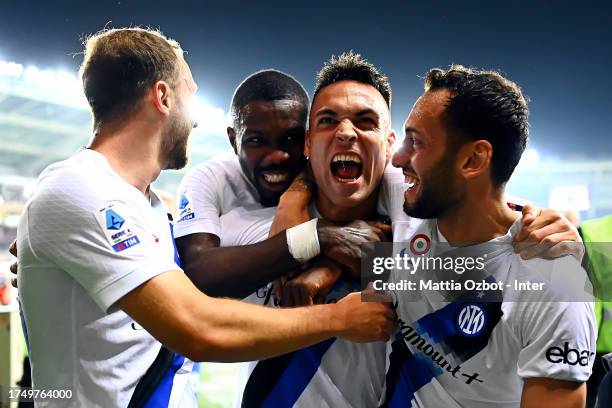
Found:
[1,0,610,159]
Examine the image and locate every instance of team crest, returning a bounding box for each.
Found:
[456,303,487,337]
[409,233,431,255]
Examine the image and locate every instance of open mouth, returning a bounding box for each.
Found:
[262,171,289,184]
[330,153,363,182]
[404,172,420,190]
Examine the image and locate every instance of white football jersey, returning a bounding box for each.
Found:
[383,218,596,408]
[18,148,196,407]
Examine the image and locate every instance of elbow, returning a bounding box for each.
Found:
[182,330,237,363]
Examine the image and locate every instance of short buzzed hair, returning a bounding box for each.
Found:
[80,27,183,128]
[230,70,309,127]
[424,65,529,186]
[314,51,392,107]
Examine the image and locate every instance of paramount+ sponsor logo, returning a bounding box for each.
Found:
[545,342,595,366]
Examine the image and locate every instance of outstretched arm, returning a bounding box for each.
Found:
[116,269,396,362]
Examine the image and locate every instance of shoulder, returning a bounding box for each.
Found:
[187,152,241,178]
[511,255,594,303]
[31,156,119,215]
[179,152,243,191]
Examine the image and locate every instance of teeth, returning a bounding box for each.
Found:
[405,175,418,189]
[263,173,288,183]
[332,154,362,164]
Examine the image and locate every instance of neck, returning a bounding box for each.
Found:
[315,185,380,222]
[89,119,163,195]
[437,184,517,246]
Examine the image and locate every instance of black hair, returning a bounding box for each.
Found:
[424,65,529,186]
[313,51,391,107]
[230,69,309,126]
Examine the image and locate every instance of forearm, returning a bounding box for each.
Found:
[269,174,312,236]
[178,233,301,298]
[120,270,393,363]
[120,269,340,363]
[194,296,339,362]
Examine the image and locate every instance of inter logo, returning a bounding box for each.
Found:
[105,209,125,230]
[409,233,431,255]
[457,303,487,337]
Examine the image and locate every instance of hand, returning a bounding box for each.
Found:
[280,259,342,307]
[9,240,17,288]
[318,220,392,276]
[514,204,584,260]
[332,291,396,343]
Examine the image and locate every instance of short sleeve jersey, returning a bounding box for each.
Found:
[18,149,189,407]
[383,218,597,407]
[173,152,262,239]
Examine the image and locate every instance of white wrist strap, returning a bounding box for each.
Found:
[286,218,320,263]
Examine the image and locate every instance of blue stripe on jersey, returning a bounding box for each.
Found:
[385,340,442,408]
[384,274,504,405]
[261,338,336,408]
[168,220,182,267]
[141,219,193,408]
[412,275,503,363]
[143,353,186,408]
[243,276,351,407]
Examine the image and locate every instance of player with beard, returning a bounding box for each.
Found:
[382,65,595,407]
[16,28,397,407]
[207,53,584,408]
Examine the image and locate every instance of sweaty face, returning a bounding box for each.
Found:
[162,57,198,170]
[392,89,465,219]
[307,80,393,210]
[232,99,306,206]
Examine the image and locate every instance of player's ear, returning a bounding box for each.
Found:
[152,80,172,116]
[385,130,397,162]
[304,128,312,158]
[459,139,493,180]
[227,127,238,155]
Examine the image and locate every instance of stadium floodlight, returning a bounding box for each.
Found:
[0,60,24,77]
[189,96,228,135]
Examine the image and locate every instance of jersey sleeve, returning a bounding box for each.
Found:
[27,185,179,313]
[173,162,223,239]
[516,289,597,381]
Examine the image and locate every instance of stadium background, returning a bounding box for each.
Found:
[1,1,611,406]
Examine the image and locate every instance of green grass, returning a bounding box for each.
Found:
[197,362,240,408]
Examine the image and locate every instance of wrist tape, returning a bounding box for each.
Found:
[286,218,320,263]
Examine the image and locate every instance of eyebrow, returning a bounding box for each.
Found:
[315,108,380,118]
[315,108,338,117]
[404,126,421,135]
[356,109,379,118]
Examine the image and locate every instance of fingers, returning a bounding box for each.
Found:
[11,277,18,288]
[367,221,392,236]
[9,240,17,256]
[514,222,564,245]
[520,203,540,224]
[516,211,566,243]
[10,262,17,275]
